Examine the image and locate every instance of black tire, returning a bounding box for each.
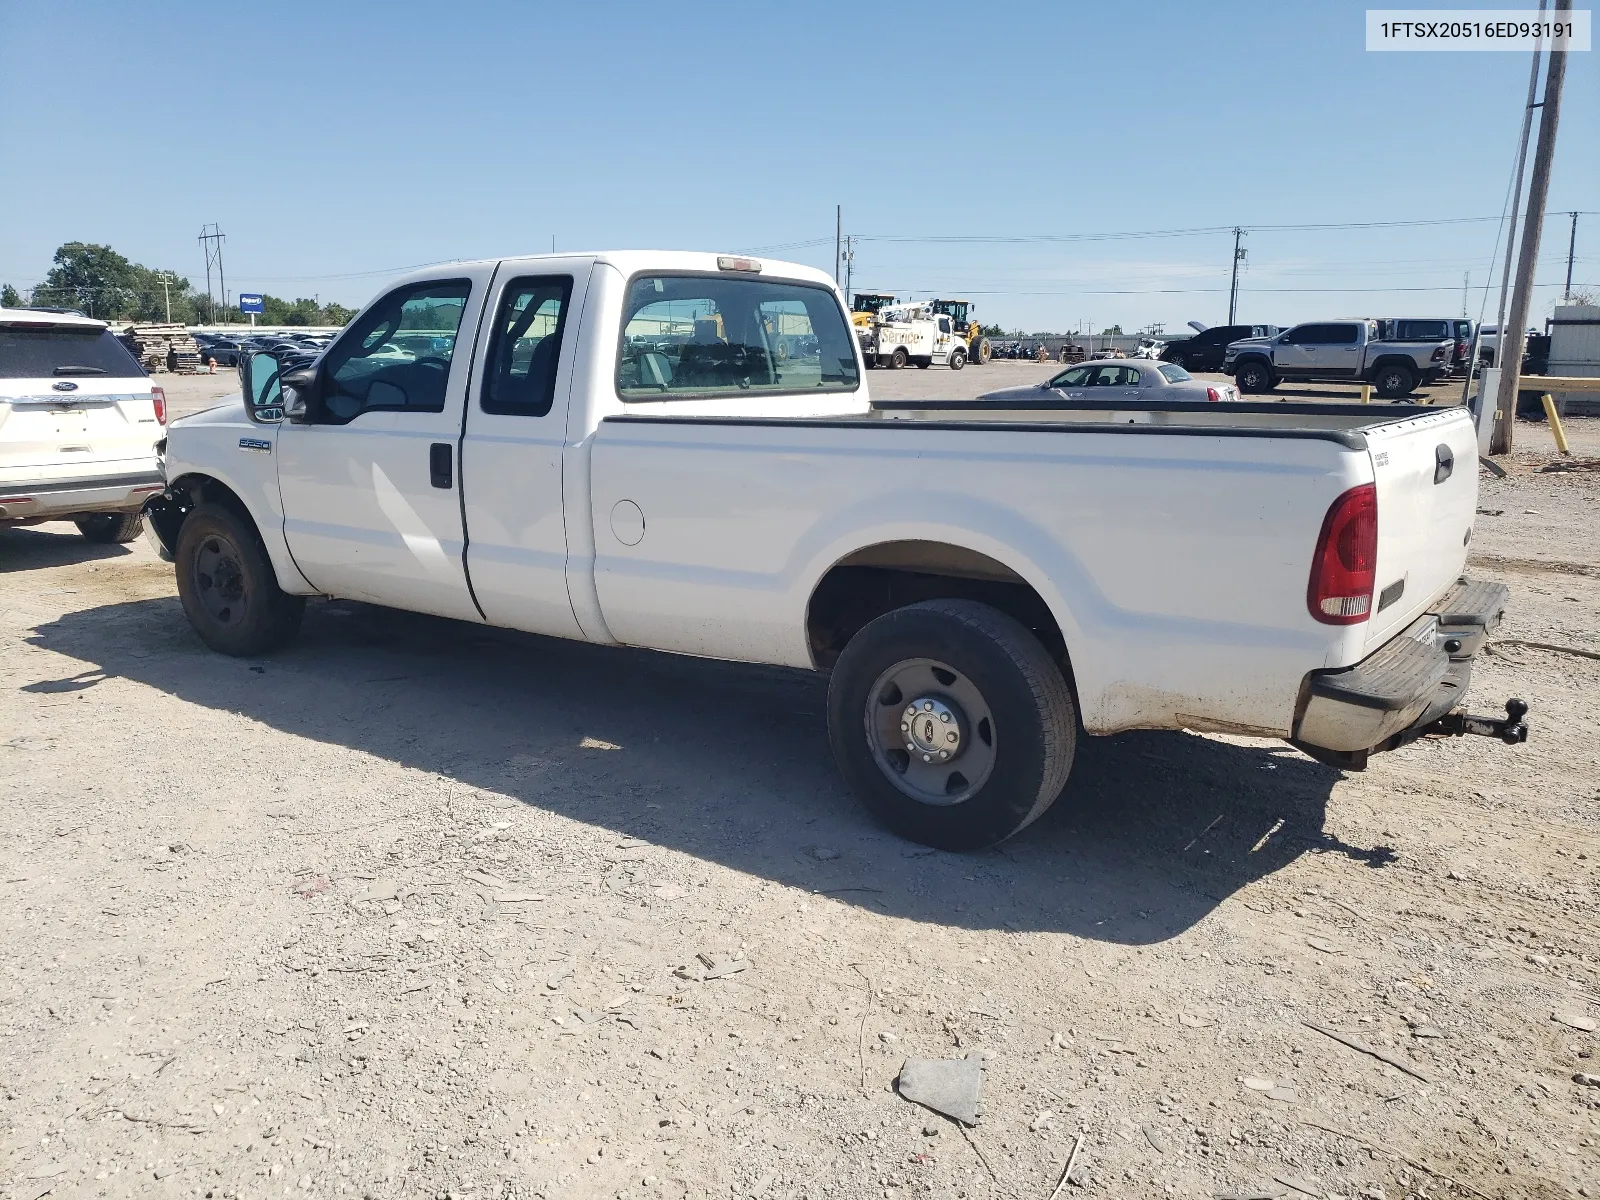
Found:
[888,347,908,370]
[1373,363,1416,399]
[1166,351,1189,370]
[914,355,932,369]
[827,599,1077,851]
[75,512,144,544]
[174,502,305,656]
[973,337,991,365]
[948,348,966,371]
[1234,359,1276,393]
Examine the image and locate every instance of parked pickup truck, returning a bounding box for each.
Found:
[1225,320,1452,398]
[144,251,1527,850]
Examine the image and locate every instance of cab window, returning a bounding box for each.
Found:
[1048,366,1092,388]
[617,275,858,399]
[320,280,471,422]
[481,276,573,417]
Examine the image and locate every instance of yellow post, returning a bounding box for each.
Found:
[1541,394,1571,455]
[1359,383,1372,404]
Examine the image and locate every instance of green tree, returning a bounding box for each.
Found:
[37,242,202,322]
[1099,324,1123,336]
[1,283,21,307]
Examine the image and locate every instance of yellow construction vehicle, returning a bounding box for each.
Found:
[928,298,992,365]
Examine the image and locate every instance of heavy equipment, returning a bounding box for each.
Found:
[928,298,992,365]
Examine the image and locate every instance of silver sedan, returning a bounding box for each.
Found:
[977,359,1240,403]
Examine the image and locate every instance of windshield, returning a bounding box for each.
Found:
[619,275,859,399]
[852,294,894,314]
[0,327,146,380]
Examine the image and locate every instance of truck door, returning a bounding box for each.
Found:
[275,272,494,621]
[459,265,590,640]
[1274,325,1320,373]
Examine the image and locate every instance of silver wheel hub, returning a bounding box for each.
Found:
[901,696,963,762]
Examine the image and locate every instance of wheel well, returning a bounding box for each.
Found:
[151,473,258,552]
[1369,356,1416,377]
[806,540,1068,672]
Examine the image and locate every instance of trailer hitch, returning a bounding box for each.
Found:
[1422,698,1529,745]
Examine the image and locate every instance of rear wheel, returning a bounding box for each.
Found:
[175,503,305,656]
[948,348,966,371]
[827,599,1077,850]
[888,347,908,369]
[1373,364,1416,398]
[75,512,144,544]
[1234,359,1276,393]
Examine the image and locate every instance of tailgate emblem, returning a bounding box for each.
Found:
[52,380,78,391]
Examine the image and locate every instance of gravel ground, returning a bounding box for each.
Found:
[1,412,1595,1200]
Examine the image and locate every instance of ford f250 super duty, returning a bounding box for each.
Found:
[144,251,1527,850]
[1225,320,1453,398]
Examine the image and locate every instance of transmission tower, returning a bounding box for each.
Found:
[198,224,226,324]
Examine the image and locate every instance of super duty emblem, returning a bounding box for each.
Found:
[238,437,273,454]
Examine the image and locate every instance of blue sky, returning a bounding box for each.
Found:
[1,1,1593,332]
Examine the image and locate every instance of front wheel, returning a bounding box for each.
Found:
[1234,359,1276,393]
[972,337,991,365]
[175,503,305,656]
[75,512,144,544]
[827,599,1077,851]
[948,348,966,371]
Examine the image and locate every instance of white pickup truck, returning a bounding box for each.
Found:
[145,251,1526,850]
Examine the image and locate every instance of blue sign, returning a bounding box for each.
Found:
[239,293,265,314]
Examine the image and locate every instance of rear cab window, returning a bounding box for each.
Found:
[0,325,147,381]
[1157,363,1191,383]
[617,274,859,400]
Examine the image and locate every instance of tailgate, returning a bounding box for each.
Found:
[0,378,161,475]
[1361,406,1479,650]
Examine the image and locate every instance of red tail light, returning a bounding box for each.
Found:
[1205,386,1221,402]
[151,386,167,425]
[1308,483,1377,624]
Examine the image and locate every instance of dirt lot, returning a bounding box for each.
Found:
[2,406,1597,1200]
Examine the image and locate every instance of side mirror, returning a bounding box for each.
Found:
[281,366,318,423]
[239,351,285,423]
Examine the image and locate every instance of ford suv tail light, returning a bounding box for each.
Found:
[1308,483,1377,624]
[151,386,167,425]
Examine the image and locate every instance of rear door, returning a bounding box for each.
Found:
[276,272,494,620]
[0,323,160,482]
[1360,408,1480,649]
[460,261,592,640]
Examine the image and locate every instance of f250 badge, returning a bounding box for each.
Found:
[238,437,273,454]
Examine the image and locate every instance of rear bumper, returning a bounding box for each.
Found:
[1291,577,1508,763]
[0,470,165,525]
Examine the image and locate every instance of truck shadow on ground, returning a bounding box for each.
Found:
[29,595,1395,945]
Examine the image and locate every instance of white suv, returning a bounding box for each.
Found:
[0,308,167,542]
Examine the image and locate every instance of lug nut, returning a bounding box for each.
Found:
[939,712,951,722]
[922,754,932,762]
[946,732,957,743]
[900,722,909,732]
[923,701,934,711]
[937,751,948,760]
[905,742,915,752]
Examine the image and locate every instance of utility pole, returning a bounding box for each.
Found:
[1565,211,1579,301]
[834,206,842,287]
[1227,227,1246,324]
[1494,0,1569,454]
[198,224,226,325]
[1462,271,1470,317]
[842,235,856,300]
[154,271,174,323]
